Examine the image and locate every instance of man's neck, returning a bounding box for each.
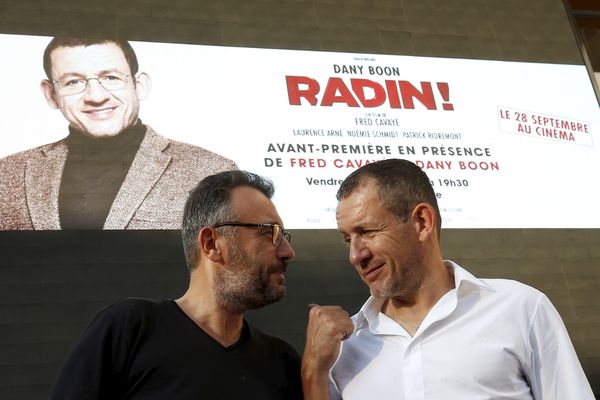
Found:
[175,288,245,347]
[383,259,455,335]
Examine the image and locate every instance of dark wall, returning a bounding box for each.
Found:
[2,229,599,399]
[0,0,583,63]
[1,0,598,398]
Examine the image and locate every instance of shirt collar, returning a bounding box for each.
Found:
[355,260,493,331]
[446,260,493,293]
[354,296,384,330]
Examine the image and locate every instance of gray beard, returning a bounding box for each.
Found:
[370,249,425,303]
[215,268,285,313]
[215,243,286,313]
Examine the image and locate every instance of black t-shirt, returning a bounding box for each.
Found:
[50,298,303,399]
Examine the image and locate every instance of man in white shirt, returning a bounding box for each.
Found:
[301,158,594,400]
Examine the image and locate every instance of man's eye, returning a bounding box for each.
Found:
[362,230,377,238]
[101,74,121,82]
[256,227,272,237]
[63,79,84,87]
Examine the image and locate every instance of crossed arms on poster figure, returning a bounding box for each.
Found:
[0,37,237,230]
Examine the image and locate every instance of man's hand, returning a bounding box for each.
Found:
[301,304,354,400]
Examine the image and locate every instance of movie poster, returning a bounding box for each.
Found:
[1,34,599,229]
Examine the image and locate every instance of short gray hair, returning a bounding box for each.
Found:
[181,170,275,272]
[337,159,442,234]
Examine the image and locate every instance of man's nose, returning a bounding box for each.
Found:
[349,236,370,267]
[83,78,111,102]
[277,236,295,262]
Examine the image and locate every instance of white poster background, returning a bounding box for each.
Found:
[1,34,599,229]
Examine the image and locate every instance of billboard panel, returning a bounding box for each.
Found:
[1,34,599,229]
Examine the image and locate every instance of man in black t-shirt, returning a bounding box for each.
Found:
[50,170,302,399]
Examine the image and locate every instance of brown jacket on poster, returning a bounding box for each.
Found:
[0,126,237,230]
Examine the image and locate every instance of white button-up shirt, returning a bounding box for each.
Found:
[329,261,594,400]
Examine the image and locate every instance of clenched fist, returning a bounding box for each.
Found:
[301,304,354,400]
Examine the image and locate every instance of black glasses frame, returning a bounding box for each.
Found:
[212,222,291,247]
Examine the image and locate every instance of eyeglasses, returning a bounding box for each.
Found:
[51,73,130,95]
[213,223,292,247]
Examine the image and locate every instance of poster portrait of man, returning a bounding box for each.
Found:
[0,36,237,230]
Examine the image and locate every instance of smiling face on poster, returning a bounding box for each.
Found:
[40,42,148,138]
[1,33,599,230]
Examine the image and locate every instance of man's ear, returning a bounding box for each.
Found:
[40,80,59,109]
[134,72,151,101]
[411,203,436,242]
[198,227,224,263]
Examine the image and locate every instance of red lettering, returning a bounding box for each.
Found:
[321,78,360,107]
[290,158,327,167]
[385,80,402,108]
[399,81,436,110]
[333,159,377,168]
[286,75,320,105]
[286,76,449,111]
[350,79,386,107]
